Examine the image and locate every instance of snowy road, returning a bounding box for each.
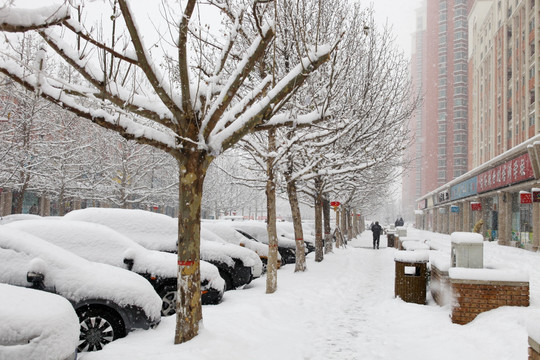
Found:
[80,228,536,360]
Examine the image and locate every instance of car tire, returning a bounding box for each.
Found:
[159,285,177,316]
[218,269,234,290]
[76,306,125,352]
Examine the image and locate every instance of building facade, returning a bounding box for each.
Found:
[415,0,540,251]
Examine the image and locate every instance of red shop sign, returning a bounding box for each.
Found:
[471,202,482,211]
[330,201,341,207]
[520,192,532,204]
[534,190,540,203]
[477,153,534,193]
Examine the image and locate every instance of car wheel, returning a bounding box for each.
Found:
[218,269,234,290]
[76,306,125,352]
[159,285,177,316]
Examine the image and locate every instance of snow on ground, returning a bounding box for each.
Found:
[79,227,540,360]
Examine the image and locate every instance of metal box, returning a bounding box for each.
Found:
[450,232,484,268]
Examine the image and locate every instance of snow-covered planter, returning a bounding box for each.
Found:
[449,267,529,325]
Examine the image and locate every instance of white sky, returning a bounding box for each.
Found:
[371,0,424,58]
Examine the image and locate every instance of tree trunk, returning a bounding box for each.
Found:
[341,205,347,245]
[323,198,332,254]
[266,129,279,293]
[347,208,353,240]
[314,187,323,262]
[174,151,210,344]
[286,177,306,272]
[335,206,341,248]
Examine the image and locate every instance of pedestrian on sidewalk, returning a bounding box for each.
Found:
[371,221,382,249]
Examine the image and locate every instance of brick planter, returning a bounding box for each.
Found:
[450,277,529,325]
[430,264,451,306]
[529,337,540,360]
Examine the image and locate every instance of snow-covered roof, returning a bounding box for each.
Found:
[0,283,79,360]
[0,226,161,320]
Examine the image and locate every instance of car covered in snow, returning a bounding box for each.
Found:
[0,226,161,352]
[231,221,315,265]
[202,220,281,271]
[63,208,262,290]
[0,213,42,225]
[6,219,225,315]
[0,283,79,360]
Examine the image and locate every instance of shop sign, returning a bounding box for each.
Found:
[533,189,540,203]
[437,190,449,204]
[471,202,482,211]
[418,199,427,210]
[477,153,535,193]
[450,205,459,213]
[330,201,340,207]
[520,192,532,204]
[450,176,478,200]
[438,207,446,214]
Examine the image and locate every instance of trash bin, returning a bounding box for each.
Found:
[394,251,429,305]
[386,231,395,248]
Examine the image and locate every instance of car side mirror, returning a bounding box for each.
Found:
[27,271,45,290]
[123,257,134,270]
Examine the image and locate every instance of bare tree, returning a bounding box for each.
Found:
[0,1,332,343]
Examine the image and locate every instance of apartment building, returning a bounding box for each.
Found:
[415,0,540,250]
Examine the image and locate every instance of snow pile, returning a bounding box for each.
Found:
[0,283,79,360]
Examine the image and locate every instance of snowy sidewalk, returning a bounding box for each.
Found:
[80,229,534,360]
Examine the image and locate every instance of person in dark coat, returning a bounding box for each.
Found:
[398,217,404,226]
[371,221,383,249]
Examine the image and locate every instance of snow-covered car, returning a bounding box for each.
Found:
[0,283,79,360]
[0,213,41,225]
[232,221,314,264]
[6,219,225,315]
[0,226,161,352]
[63,208,262,290]
[202,220,281,271]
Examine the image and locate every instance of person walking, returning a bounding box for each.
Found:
[371,221,383,249]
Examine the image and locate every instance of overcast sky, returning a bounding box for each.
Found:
[371,0,424,58]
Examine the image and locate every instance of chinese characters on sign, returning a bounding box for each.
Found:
[477,153,534,193]
[471,202,482,211]
[520,192,532,204]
